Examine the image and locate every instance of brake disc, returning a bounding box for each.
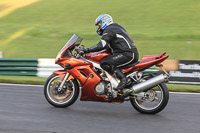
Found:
[51,81,72,100]
[130,89,157,102]
[143,89,156,102]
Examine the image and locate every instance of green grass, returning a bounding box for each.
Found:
[0,0,200,59]
[0,0,200,91]
[0,75,46,85]
[167,84,200,93]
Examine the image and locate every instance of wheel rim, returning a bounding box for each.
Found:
[47,75,75,105]
[134,85,164,110]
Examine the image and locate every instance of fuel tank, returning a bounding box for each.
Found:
[85,50,111,64]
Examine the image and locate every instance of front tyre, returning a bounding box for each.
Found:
[44,74,79,108]
[130,83,169,114]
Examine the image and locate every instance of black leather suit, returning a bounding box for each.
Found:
[86,23,139,74]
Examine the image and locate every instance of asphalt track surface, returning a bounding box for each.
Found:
[0,83,200,133]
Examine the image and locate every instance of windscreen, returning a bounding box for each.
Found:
[56,34,82,61]
[60,34,82,52]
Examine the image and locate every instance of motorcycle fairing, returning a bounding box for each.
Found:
[58,56,92,68]
[53,70,74,81]
[54,67,108,102]
[67,65,108,102]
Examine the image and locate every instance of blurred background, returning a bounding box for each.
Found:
[0,0,199,91]
[0,0,199,59]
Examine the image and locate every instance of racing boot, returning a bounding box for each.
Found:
[113,69,127,92]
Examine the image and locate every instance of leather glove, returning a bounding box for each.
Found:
[78,46,89,55]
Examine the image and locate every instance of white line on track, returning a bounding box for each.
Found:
[169,92,200,95]
[0,83,43,87]
[0,83,200,95]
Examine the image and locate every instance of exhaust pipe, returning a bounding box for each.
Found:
[131,74,169,93]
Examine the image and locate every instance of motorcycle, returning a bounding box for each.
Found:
[44,34,170,114]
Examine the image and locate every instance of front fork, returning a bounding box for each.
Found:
[53,70,74,92]
[57,72,70,92]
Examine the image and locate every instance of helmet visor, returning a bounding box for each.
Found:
[95,24,100,31]
[95,20,102,29]
[95,20,103,35]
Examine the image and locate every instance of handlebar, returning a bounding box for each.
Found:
[74,45,85,58]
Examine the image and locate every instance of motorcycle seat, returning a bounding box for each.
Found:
[119,61,140,69]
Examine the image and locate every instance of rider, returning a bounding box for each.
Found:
[82,14,139,92]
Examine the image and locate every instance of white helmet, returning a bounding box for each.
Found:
[95,14,113,35]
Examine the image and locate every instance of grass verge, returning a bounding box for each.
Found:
[0,75,46,85]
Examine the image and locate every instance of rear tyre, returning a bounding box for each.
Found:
[44,74,79,108]
[130,83,169,114]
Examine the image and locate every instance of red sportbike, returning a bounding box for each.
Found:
[44,34,170,114]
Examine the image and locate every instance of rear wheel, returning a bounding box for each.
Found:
[44,74,79,108]
[130,83,169,114]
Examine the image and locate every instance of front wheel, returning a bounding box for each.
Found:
[44,74,79,108]
[130,83,169,114]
